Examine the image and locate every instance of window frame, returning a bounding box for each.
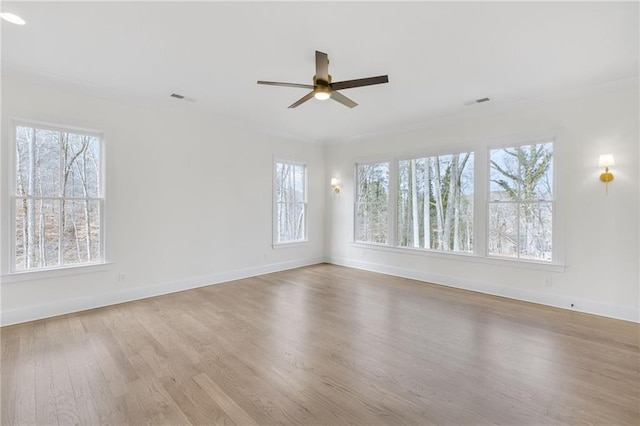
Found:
[273,158,309,247]
[486,138,557,264]
[8,119,106,275]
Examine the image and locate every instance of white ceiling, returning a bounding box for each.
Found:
[2,1,638,143]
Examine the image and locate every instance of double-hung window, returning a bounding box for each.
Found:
[274,161,307,244]
[488,142,554,261]
[12,123,104,272]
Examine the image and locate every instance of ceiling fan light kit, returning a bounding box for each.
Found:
[313,79,331,100]
[258,50,389,108]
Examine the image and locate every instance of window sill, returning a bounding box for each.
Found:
[1,262,112,284]
[272,241,310,250]
[349,242,565,272]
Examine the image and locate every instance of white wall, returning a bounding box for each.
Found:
[2,73,638,326]
[0,72,326,325]
[325,81,639,322]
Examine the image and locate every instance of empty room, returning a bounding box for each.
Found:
[1,1,639,425]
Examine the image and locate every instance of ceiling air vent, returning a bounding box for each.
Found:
[464,97,491,106]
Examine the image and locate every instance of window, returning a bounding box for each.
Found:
[352,138,559,266]
[355,162,389,244]
[397,153,474,252]
[275,161,307,244]
[488,142,553,261]
[13,123,103,272]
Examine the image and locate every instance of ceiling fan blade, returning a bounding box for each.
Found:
[257,81,314,89]
[315,51,329,82]
[330,91,358,108]
[331,75,389,91]
[288,91,316,108]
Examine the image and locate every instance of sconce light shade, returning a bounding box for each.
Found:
[331,177,341,193]
[598,154,615,168]
[599,154,615,184]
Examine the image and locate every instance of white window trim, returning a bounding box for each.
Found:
[1,261,112,284]
[272,158,309,247]
[7,119,107,275]
[351,132,565,268]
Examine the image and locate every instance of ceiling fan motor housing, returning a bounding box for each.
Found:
[313,74,332,87]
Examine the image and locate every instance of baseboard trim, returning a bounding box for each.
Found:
[4,256,637,326]
[1,257,325,326]
[328,257,640,324]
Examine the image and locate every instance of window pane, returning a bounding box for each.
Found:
[62,199,101,265]
[15,198,61,271]
[490,142,553,201]
[277,202,305,242]
[488,203,518,258]
[276,163,305,203]
[16,127,61,197]
[63,133,101,198]
[356,162,389,203]
[519,202,552,261]
[397,153,474,252]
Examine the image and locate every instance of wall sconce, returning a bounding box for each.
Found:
[598,154,614,195]
[331,177,341,194]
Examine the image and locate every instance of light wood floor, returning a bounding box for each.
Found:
[2,264,639,425]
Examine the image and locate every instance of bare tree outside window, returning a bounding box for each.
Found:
[14,124,102,271]
[488,142,553,261]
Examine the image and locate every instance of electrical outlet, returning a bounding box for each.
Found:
[544,277,552,287]
[118,272,127,282]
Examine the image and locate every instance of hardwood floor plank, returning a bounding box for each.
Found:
[2,264,638,425]
[32,322,59,425]
[89,335,131,398]
[13,331,37,426]
[1,335,19,426]
[160,372,234,425]
[192,372,259,426]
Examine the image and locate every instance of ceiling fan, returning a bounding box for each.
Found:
[257,50,389,109]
